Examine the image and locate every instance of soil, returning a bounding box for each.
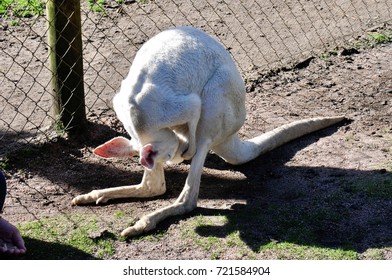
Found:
[0,1,391,260]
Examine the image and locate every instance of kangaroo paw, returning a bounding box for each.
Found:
[72,190,109,205]
[121,216,156,237]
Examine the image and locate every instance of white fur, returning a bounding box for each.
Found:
[72,27,344,237]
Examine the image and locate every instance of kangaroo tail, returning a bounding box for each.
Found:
[212,116,345,165]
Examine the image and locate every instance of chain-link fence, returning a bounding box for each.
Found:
[1,0,391,155]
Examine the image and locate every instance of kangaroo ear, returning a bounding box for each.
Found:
[93,136,136,158]
[140,144,157,169]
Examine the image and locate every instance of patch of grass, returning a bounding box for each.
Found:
[319,52,330,61]
[113,210,126,219]
[53,115,67,136]
[226,230,244,247]
[181,215,226,259]
[0,157,10,171]
[226,230,257,259]
[319,29,392,59]
[135,229,167,242]
[319,49,338,61]
[258,241,358,260]
[9,18,19,25]
[368,32,392,44]
[87,0,106,13]
[181,214,260,259]
[0,0,45,18]
[18,214,118,259]
[351,30,392,49]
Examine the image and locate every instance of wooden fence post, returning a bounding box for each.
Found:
[47,0,86,136]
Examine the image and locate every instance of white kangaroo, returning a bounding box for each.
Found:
[72,26,344,237]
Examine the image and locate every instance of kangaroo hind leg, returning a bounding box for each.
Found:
[211,134,257,165]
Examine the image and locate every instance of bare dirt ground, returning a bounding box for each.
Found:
[0,1,391,260]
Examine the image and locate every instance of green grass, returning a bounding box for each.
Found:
[134,229,167,242]
[351,30,392,49]
[0,157,10,171]
[18,214,118,259]
[87,0,106,13]
[181,215,226,259]
[179,214,360,260]
[368,32,392,44]
[53,114,67,136]
[319,29,392,61]
[113,210,127,219]
[0,0,45,18]
[258,241,358,260]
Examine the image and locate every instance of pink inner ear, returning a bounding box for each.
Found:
[140,144,156,169]
[93,137,135,158]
